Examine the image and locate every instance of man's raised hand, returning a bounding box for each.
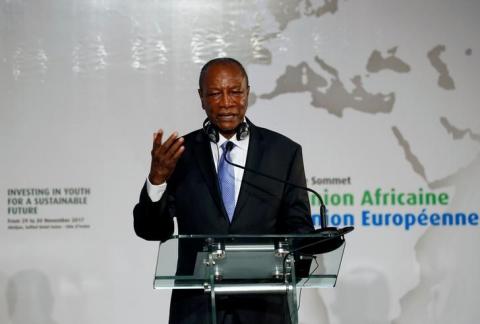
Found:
[148,130,185,185]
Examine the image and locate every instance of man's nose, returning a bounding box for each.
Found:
[220,90,233,107]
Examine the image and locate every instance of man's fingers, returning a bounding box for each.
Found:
[151,130,184,165]
[152,130,178,155]
[152,129,164,148]
[171,145,185,161]
[162,132,180,151]
[164,137,184,158]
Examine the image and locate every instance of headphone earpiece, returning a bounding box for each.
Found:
[202,118,249,143]
[203,118,219,143]
[236,122,249,141]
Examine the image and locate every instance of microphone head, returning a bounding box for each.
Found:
[295,226,354,256]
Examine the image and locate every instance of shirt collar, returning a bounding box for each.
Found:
[216,119,250,152]
[217,132,249,152]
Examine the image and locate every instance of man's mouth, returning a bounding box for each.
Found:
[217,114,236,121]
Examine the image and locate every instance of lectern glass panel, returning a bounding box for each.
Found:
[154,234,345,290]
[153,233,348,324]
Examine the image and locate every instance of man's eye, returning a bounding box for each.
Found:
[207,92,220,97]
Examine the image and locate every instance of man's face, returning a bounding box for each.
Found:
[199,62,249,138]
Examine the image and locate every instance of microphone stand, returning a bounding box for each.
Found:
[223,142,329,229]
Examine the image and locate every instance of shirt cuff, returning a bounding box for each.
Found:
[146,177,167,202]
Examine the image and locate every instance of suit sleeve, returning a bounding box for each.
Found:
[133,182,174,242]
[279,145,314,233]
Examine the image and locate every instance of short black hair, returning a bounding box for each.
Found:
[198,57,249,90]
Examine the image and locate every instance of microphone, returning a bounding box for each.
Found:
[224,141,331,230]
[224,141,354,262]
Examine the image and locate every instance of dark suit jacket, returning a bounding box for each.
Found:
[134,122,313,323]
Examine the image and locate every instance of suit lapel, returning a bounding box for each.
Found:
[192,131,229,220]
[233,124,265,221]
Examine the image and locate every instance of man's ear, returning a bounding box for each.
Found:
[198,89,205,110]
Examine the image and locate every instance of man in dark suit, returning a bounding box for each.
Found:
[133,58,314,324]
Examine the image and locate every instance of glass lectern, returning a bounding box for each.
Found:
[154,232,349,324]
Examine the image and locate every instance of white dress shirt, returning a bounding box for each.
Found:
[146,131,250,204]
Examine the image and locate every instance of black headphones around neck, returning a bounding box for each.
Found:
[202,118,250,143]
